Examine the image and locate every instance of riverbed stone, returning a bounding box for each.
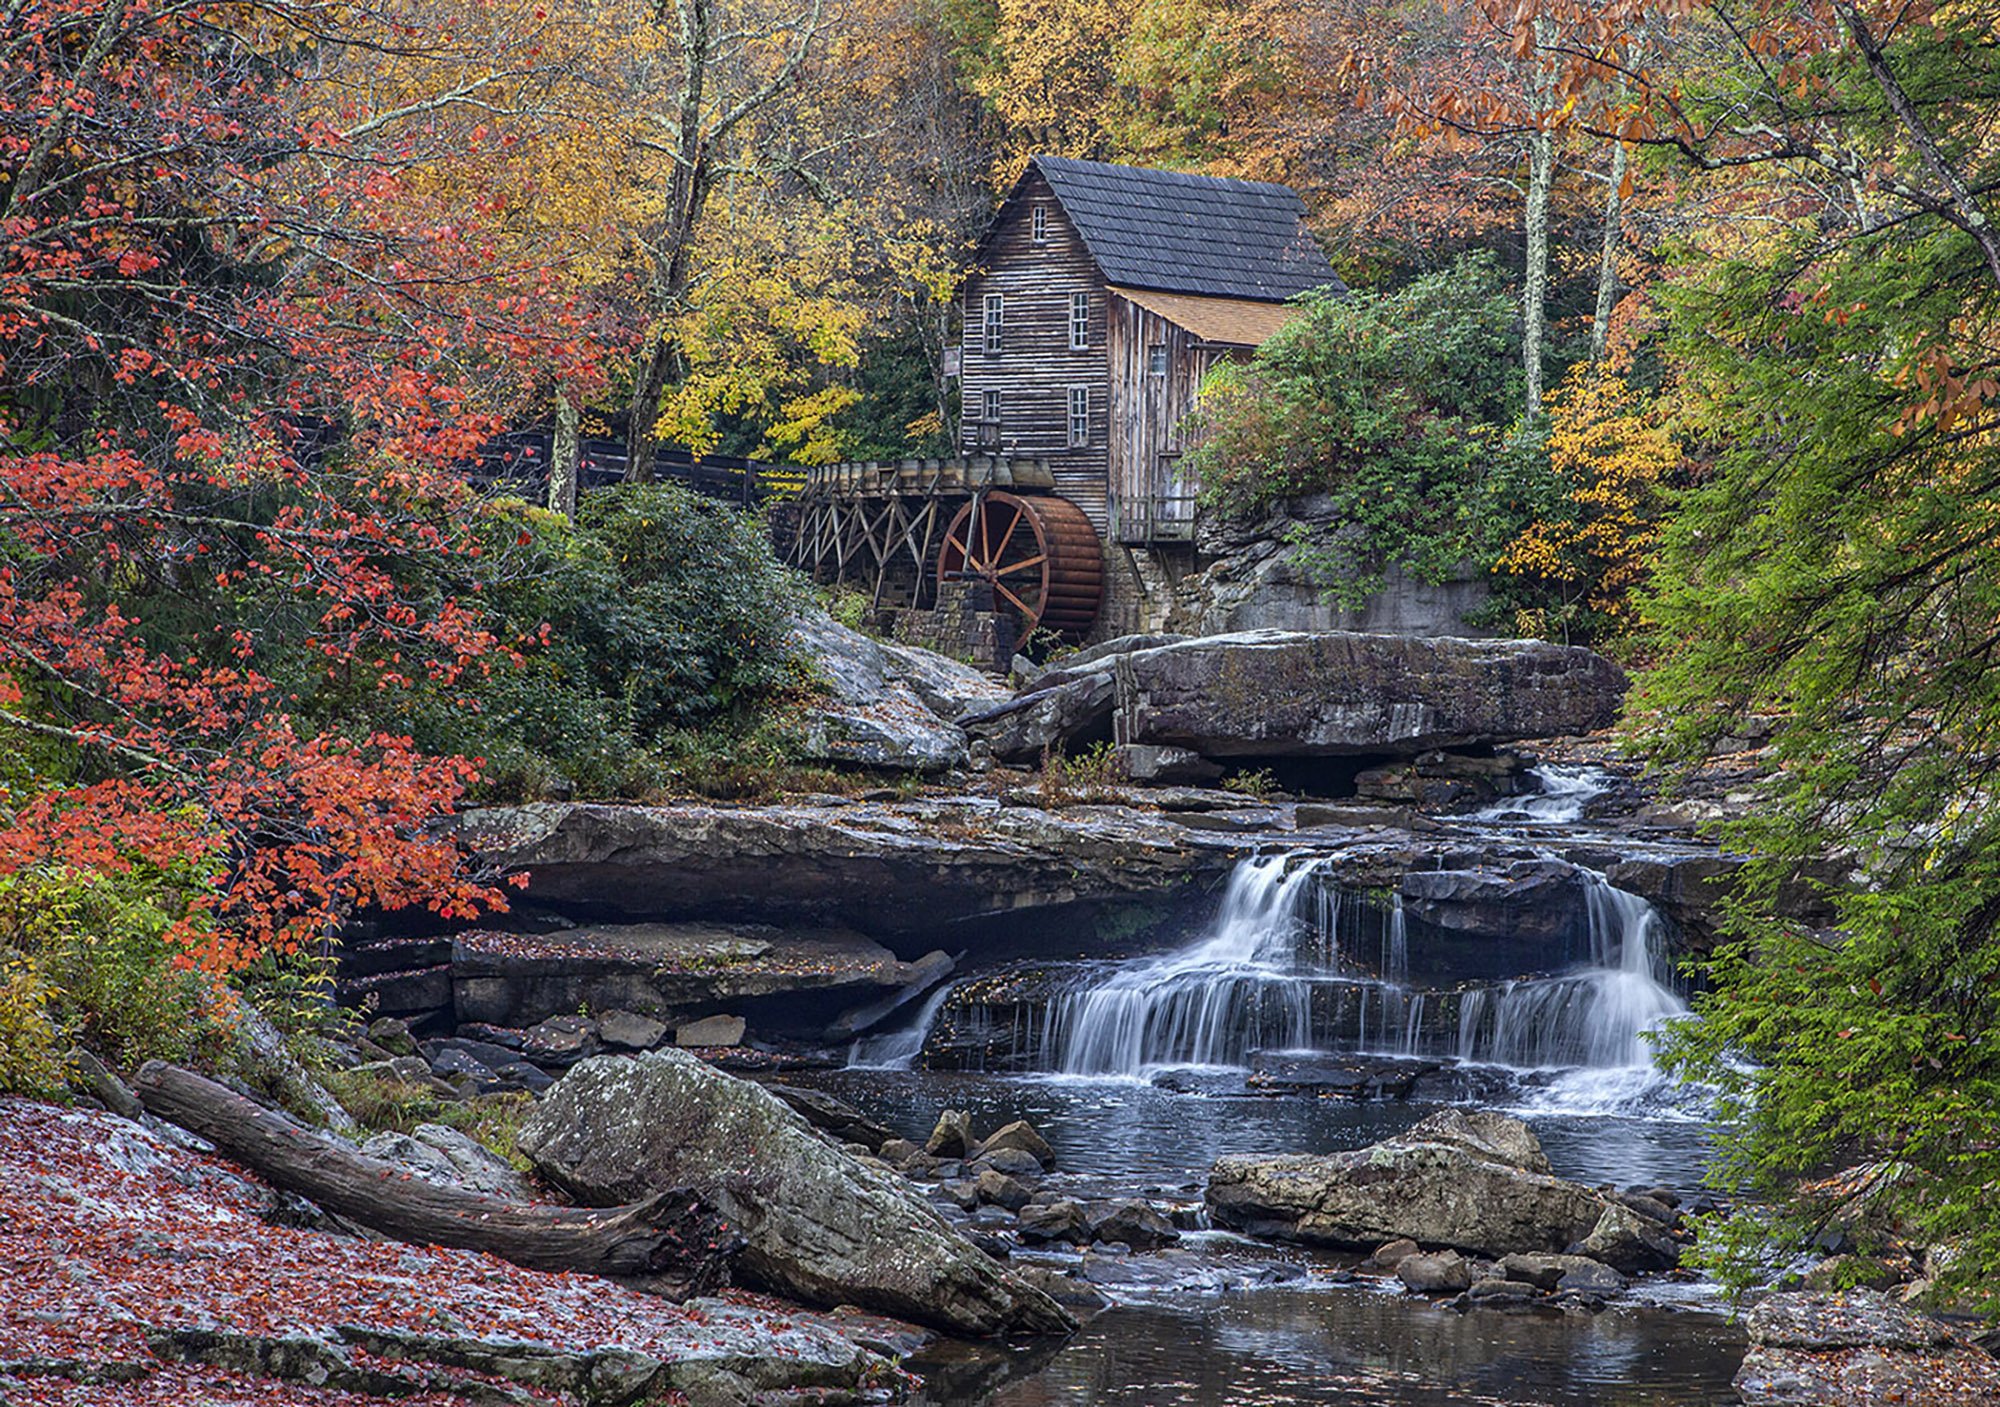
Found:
[1556,1258,1628,1295]
[518,1051,1072,1337]
[926,1109,976,1159]
[1468,1276,1538,1304]
[974,1170,1033,1212]
[1206,1111,1605,1257]
[1086,1199,1179,1250]
[1571,1203,1681,1273]
[979,1119,1056,1169]
[965,1146,1044,1179]
[1370,1238,1421,1270]
[1016,1200,1091,1246]
[1398,1251,1474,1295]
[1499,1252,1614,1292]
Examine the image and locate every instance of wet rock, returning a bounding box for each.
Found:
[878,1138,919,1165]
[1016,1201,1090,1246]
[523,1015,601,1068]
[1499,1252,1615,1292]
[1009,1266,1113,1317]
[1468,1276,1539,1304]
[825,950,956,1041]
[973,1170,1033,1212]
[1398,1251,1474,1295]
[1735,1290,1999,1406]
[519,1052,1071,1337]
[978,1120,1056,1169]
[359,1125,532,1202]
[1085,1200,1179,1250]
[926,1110,976,1159]
[1370,1238,1421,1270]
[1571,1203,1680,1274]
[596,1010,669,1052]
[1207,1111,1604,1257]
[965,1147,1044,1179]
[938,1180,980,1212]
[1555,1259,1628,1296]
[676,1015,746,1048]
[1113,631,1625,759]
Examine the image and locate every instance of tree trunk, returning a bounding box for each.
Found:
[1591,138,1628,364]
[624,334,675,483]
[549,391,580,518]
[134,1062,740,1295]
[1523,124,1554,414]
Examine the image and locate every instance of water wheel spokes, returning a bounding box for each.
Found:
[937,491,1103,637]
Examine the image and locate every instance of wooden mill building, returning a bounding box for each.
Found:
[787,156,1342,647]
[960,156,1343,549]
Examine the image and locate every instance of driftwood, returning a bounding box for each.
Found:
[133,1062,739,1295]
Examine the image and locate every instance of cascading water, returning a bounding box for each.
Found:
[1447,875,1687,1069]
[1472,763,1609,825]
[1034,847,1688,1098]
[847,982,958,1070]
[1042,854,1326,1076]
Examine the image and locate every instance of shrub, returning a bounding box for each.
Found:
[1188,254,1533,605]
[0,865,226,1090]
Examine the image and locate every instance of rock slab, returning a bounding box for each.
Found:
[518,1051,1071,1338]
[1205,1110,1606,1257]
[1735,1290,2000,1406]
[1115,631,1624,758]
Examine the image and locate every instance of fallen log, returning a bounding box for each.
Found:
[133,1061,739,1296]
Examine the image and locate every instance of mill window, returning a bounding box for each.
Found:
[1032,203,1049,244]
[982,293,1004,354]
[1148,344,1168,376]
[982,388,1001,426]
[1068,386,1090,447]
[1070,292,1090,351]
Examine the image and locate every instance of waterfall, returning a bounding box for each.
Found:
[847,981,958,1069]
[1472,764,1608,825]
[1045,854,1327,1076]
[1037,852,1688,1089]
[1446,874,1687,1069]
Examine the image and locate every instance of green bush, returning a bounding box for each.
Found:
[403,484,813,800]
[0,865,225,1091]
[1188,255,1537,605]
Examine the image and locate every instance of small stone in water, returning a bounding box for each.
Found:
[1398,1251,1474,1295]
[1370,1238,1421,1270]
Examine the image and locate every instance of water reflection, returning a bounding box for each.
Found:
[907,1290,1743,1406]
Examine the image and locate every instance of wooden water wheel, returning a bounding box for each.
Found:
[937,491,1103,637]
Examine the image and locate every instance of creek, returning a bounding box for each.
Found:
[817,767,1747,1404]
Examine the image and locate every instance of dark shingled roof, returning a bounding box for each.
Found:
[1024,156,1345,303]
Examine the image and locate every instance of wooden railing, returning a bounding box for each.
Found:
[1115,491,1199,545]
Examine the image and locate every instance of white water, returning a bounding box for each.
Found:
[1472,764,1609,825]
[1036,850,1689,1110]
[1045,854,1326,1076]
[847,982,958,1069]
[1447,875,1688,1070]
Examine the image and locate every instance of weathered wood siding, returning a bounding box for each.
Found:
[960,170,1111,531]
[1104,294,1255,542]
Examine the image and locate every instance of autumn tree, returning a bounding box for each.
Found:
[0,0,615,969]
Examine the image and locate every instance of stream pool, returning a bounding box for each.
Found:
[794,1069,1745,1406]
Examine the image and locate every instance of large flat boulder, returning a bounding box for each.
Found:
[1205,1110,1607,1256]
[1114,631,1624,757]
[451,921,920,1036]
[460,798,1243,933]
[519,1051,1073,1338]
[1735,1290,2000,1406]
